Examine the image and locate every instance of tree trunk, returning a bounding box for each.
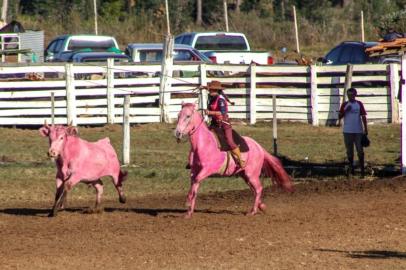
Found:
[196,0,202,25]
[236,0,241,13]
[1,0,8,24]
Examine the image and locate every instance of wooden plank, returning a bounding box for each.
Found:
[317,75,388,84]
[319,95,389,104]
[317,64,388,73]
[250,64,257,124]
[318,103,389,112]
[318,87,388,96]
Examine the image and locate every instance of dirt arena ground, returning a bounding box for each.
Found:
[1,178,406,270]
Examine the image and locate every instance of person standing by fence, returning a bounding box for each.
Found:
[339,88,368,178]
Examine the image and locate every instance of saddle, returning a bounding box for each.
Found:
[210,126,249,153]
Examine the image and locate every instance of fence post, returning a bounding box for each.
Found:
[389,63,400,124]
[402,55,406,174]
[310,65,319,126]
[51,92,55,125]
[199,63,208,114]
[250,63,257,125]
[272,94,278,156]
[65,63,77,126]
[107,58,115,124]
[338,64,353,126]
[159,35,174,123]
[122,95,130,165]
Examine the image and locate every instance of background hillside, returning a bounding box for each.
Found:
[7,0,406,60]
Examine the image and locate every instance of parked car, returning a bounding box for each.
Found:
[69,52,131,80]
[70,52,131,63]
[44,35,121,62]
[125,43,211,63]
[174,32,273,65]
[318,41,379,65]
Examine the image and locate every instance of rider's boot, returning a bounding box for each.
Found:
[231,147,245,168]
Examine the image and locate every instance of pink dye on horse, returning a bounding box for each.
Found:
[39,123,127,217]
[175,103,293,218]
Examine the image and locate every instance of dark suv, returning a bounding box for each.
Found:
[319,41,378,65]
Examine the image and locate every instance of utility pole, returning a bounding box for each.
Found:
[196,0,202,25]
[293,5,300,54]
[223,0,229,32]
[93,0,98,35]
[159,0,174,123]
[1,0,8,25]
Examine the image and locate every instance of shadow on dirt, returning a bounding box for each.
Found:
[0,207,241,217]
[316,248,406,259]
[278,155,400,178]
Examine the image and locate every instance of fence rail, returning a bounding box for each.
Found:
[0,61,400,126]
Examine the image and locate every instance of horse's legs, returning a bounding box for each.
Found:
[185,180,201,218]
[92,179,104,213]
[185,168,211,218]
[243,175,264,215]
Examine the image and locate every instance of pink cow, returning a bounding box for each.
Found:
[39,122,127,217]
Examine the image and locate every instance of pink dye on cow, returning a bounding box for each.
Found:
[39,122,127,217]
[175,103,293,218]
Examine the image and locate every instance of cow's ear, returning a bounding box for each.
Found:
[66,126,78,136]
[39,126,50,137]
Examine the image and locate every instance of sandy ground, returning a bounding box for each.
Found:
[1,178,406,270]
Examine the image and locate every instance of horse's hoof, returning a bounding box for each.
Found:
[184,212,193,219]
[48,212,56,218]
[119,195,126,204]
[259,203,267,213]
[245,210,257,216]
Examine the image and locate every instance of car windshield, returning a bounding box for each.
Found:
[68,39,116,51]
[194,35,247,50]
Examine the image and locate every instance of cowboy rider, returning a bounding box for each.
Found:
[203,80,245,168]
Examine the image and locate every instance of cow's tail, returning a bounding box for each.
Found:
[262,150,294,192]
[118,170,128,187]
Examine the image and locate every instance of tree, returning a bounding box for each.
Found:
[196,0,202,25]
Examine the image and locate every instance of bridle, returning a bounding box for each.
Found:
[177,108,205,139]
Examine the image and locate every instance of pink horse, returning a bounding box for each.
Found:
[175,103,294,218]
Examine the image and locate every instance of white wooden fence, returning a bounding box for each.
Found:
[0,61,401,126]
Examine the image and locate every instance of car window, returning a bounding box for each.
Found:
[325,46,342,64]
[139,50,162,62]
[194,35,247,50]
[67,39,116,51]
[174,50,193,61]
[182,35,192,46]
[46,40,57,53]
[54,39,64,53]
[175,36,183,44]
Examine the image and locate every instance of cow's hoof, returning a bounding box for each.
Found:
[119,195,126,204]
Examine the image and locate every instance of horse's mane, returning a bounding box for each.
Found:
[181,103,196,110]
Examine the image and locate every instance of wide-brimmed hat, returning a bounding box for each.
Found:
[203,80,225,91]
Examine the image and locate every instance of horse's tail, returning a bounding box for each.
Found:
[262,150,294,192]
[118,170,128,187]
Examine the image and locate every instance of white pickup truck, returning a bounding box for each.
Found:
[174,32,273,65]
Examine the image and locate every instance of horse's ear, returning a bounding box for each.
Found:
[39,126,50,137]
[181,101,185,108]
[66,126,78,136]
